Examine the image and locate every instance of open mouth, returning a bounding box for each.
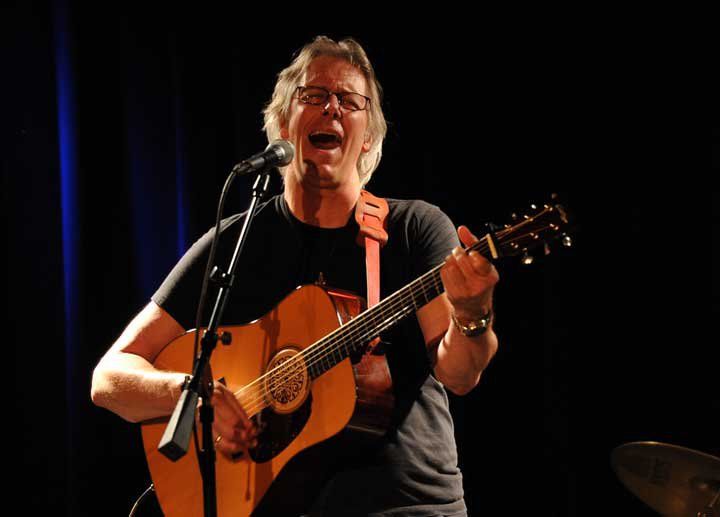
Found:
[308,131,343,150]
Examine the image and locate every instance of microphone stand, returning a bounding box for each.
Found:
[157,168,273,517]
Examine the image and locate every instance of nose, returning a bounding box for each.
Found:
[322,93,342,120]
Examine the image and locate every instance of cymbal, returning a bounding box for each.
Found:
[612,441,720,517]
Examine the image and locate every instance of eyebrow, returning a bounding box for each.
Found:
[304,84,367,96]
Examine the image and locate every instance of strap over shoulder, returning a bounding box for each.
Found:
[354,189,389,312]
[354,189,389,248]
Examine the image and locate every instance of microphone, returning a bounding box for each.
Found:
[232,140,295,176]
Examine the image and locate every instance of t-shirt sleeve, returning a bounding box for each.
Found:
[151,214,243,330]
[151,230,213,330]
[408,201,460,279]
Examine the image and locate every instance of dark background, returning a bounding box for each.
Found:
[6,2,716,516]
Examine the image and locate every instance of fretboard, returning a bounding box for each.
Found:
[305,264,445,379]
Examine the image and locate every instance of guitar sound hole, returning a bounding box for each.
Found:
[263,346,311,414]
[268,355,306,405]
[249,393,312,463]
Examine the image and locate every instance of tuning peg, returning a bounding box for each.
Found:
[521,251,534,265]
[561,234,573,248]
[484,221,502,233]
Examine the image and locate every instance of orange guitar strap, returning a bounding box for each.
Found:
[354,189,389,310]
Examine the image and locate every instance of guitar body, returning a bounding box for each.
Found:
[141,284,394,516]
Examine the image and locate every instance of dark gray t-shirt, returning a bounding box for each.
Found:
[152,194,466,516]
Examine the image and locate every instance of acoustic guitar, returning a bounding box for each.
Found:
[141,200,570,516]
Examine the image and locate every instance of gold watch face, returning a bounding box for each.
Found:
[452,310,492,337]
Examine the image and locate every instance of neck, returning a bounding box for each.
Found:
[283,174,361,229]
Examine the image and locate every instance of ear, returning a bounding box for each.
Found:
[362,131,372,153]
[280,123,289,140]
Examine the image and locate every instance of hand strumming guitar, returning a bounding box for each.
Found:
[211,382,259,458]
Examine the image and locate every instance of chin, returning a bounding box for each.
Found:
[298,158,335,183]
[303,174,341,190]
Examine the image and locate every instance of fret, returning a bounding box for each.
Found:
[378,304,413,330]
[308,359,322,379]
[418,274,431,305]
[322,348,330,372]
[339,338,350,358]
[311,344,333,378]
[408,290,420,311]
[430,270,443,298]
[402,266,443,310]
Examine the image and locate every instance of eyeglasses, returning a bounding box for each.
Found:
[296,85,371,112]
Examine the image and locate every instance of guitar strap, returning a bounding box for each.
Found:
[354,189,389,312]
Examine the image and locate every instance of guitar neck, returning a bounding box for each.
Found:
[306,264,444,379]
[304,201,570,380]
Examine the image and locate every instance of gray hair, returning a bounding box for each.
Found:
[263,36,387,187]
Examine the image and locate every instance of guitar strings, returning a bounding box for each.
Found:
[234,220,551,415]
[233,213,558,414]
[242,209,555,399]
[231,233,499,415]
[236,227,554,416]
[233,222,545,416]
[237,219,539,401]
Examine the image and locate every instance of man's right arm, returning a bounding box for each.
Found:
[91,301,187,423]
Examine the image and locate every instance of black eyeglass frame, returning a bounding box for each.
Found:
[295,85,371,111]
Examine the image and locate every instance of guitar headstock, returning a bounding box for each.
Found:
[470,195,573,263]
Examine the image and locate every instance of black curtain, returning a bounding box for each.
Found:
[6,2,715,515]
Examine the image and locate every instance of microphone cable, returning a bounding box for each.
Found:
[128,483,155,517]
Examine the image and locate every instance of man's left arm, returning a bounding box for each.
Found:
[417,225,499,395]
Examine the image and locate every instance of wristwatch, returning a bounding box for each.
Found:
[451,308,493,337]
